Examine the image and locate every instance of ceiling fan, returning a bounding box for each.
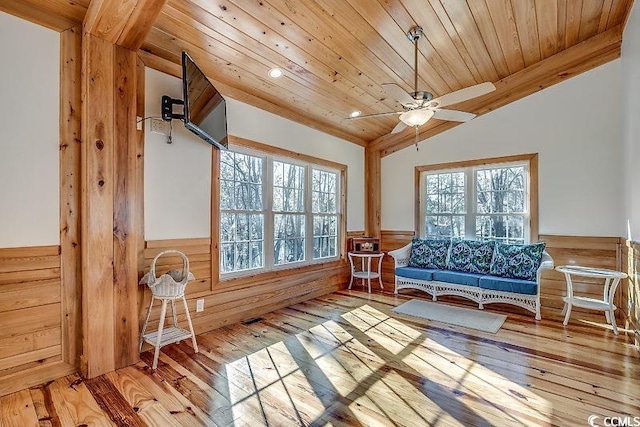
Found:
[349,26,496,147]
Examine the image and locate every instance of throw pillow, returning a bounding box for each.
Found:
[408,238,450,269]
[447,239,496,274]
[489,242,546,281]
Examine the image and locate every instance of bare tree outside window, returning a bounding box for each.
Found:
[476,166,526,243]
[273,161,305,265]
[312,169,338,259]
[424,172,465,238]
[220,151,264,273]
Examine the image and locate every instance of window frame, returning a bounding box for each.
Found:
[217,137,347,280]
[415,154,538,243]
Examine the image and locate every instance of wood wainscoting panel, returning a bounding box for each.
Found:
[623,240,640,350]
[142,238,350,338]
[0,245,77,396]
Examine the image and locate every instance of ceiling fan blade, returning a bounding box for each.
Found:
[346,111,401,120]
[390,120,408,134]
[432,82,496,108]
[382,83,416,105]
[432,109,476,122]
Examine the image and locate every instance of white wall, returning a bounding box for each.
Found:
[0,12,59,248]
[226,99,365,232]
[382,60,624,237]
[144,68,365,240]
[623,2,640,241]
[145,68,213,240]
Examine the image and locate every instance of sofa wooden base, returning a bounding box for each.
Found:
[394,276,541,320]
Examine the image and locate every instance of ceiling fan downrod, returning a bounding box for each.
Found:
[406,26,433,103]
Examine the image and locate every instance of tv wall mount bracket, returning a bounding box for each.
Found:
[161,95,185,121]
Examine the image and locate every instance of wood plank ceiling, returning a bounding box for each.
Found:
[1,0,634,147]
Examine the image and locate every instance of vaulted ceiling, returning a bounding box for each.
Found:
[1,0,634,152]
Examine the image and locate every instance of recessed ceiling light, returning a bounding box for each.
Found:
[268,67,284,78]
[349,110,361,118]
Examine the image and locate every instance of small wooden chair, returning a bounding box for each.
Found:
[139,250,199,369]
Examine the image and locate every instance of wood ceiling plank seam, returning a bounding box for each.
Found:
[605,0,633,29]
[466,0,512,78]
[373,0,456,94]
[564,0,584,48]
[598,0,614,32]
[427,0,485,83]
[578,0,606,43]
[155,9,395,132]
[484,0,526,74]
[138,48,369,146]
[509,0,542,67]
[220,0,401,121]
[534,0,560,59]
[311,0,450,96]
[265,0,447,105]
[370,25,622,154]
[486,0,524,75]
[141,35,379,142]
[437,0,501,82]
[557,0,568,51]
[397,0,478,88]
[333,0,445,93]
[165,3,392,129]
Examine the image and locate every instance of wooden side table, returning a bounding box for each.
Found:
[555,265,627,335]
[348,252,384,293]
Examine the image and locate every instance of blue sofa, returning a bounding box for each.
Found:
[388,239,554,320]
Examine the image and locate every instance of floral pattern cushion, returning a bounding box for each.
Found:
[489,242,546,281]
[408,238,450,269]
[447,239,496,274]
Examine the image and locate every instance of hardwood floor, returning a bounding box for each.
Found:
[1,289,639,426]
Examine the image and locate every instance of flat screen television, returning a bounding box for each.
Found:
[181,52,228,150]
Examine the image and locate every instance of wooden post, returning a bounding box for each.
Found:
[365,145,381,238]
[59,26,82,370]
[81,32,116,377]
[113,45,141,369]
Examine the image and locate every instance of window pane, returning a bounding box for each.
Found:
[220,212,234,242]
[273,161,305,213]
[220,181,234,210]
[476,166,526,215]
[220,243,235,273]
[250,242,263,269]
[425,215,464,238]
[235,242,249,270]
[476,215,525,244]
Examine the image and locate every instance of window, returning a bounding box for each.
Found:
[220,145,342,275]
[418,155,537,244]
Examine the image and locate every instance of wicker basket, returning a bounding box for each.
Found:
[139,250,195,299]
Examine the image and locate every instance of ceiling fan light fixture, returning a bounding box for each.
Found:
[399,109,433,127]
[349,110,361,118]
[268,67,284,78]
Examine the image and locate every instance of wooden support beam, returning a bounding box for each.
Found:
[0,0,86,32]
[81,32,116,378]
[84,0,168,50]
[370,24,624,157]
[113,45,142,369]
[81,31,143,377]
[60,26,82,370]
[365,146,381,238]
